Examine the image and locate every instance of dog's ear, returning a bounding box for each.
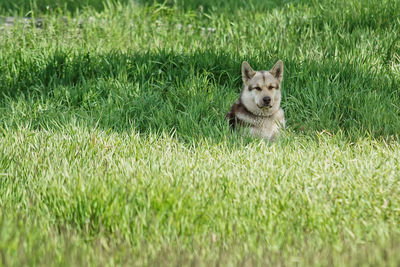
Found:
[242,61,256,85]
[270,60,284,82]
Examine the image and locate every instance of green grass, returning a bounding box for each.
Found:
[1,0,400,266]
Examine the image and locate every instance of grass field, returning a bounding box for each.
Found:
[1,0,400,266]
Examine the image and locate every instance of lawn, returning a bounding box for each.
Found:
[1,0,400,266]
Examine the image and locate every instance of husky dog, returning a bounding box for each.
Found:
[226,60,285,140]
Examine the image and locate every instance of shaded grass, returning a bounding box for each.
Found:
[1,49,399,140]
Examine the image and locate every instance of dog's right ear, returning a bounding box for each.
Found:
[242,61,256,85]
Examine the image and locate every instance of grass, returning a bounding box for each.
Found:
[1,0,400,266]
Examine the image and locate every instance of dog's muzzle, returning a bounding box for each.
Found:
[258,96,272,109]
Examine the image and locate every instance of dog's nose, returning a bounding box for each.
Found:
[263,96,271,105]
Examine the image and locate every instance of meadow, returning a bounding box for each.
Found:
[1,0,400,265]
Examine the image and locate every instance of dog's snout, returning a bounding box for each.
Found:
[263,96,271,105]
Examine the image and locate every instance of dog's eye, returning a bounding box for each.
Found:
[268,86,274,90]
[254,87,261,91]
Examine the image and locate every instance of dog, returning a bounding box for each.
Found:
[226,60,285,140]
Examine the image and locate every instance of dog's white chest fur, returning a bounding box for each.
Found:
[236,108,285,140]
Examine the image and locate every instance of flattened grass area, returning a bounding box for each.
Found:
[1,0,400,266]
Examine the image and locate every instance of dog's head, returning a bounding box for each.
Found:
[240,60,284,116]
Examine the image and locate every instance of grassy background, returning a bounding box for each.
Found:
[1,0,400,266]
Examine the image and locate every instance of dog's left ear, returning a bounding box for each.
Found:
[270,60,284,82]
